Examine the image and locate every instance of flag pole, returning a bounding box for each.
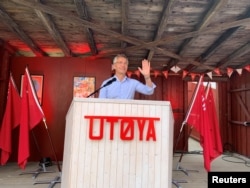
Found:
[33,118,62,187]
[174,75,204,152]
[205,82,211,98]
[183,75,204,127]
[19,130,54,179]
[20,66,61,186]
[19,67,55,177]
[173,75,204,176]
[42,118,61,172]
[25,65,61,171]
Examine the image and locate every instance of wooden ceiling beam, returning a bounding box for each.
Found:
[216,42,250,68]
[236,61,250,69]
[0,5,45,56]
[122,17,250,53]
[180,0,227,55]
[199,7,250,63]
[35,0,71,57]
[199,27,238,62]
[10,0,250,54]
[120,0,129,48]
[9,0,250,72]
[192,7,250,72]
[146,0,175,61]
[10,0,141,47]
[167,0,227,70]
[9,0,181,61]
[74,0,97,55]
[0,38,18,55]
[199,7,250,62]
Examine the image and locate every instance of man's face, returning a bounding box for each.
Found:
[113,57,128,74]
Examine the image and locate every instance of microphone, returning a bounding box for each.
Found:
[87,77,116,98]
[103,77,116,87]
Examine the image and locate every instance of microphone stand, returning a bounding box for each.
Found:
[87,78,116,98]
[87,85,105,98]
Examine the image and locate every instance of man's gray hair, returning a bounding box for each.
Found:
[113,54,129,64]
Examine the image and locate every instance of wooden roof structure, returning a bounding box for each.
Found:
[1,0,250,76]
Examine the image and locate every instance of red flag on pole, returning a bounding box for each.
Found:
[0,74,21,165]
[198,98,215,172]
[18,67,45,169]
[186,75,206,133]
[186,75,211,170]
[205,84,223,161]
[185,75,222,171]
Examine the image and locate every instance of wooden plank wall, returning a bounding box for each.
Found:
[8,56,112,161]
[0,42,11,124]
[0,43,189,161]
[228,70,250,157]
[1,57,187,162]
[162,75,186,152]
[217,81,229,151]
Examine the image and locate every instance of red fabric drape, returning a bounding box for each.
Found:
[18,67,44,169]
[186,76,222,171]
[0,74,21,165]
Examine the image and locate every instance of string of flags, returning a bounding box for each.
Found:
[126,64,250,80]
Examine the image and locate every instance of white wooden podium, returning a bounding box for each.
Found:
[61,98,174,188]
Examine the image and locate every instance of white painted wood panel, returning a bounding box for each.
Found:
[62,98,174,188]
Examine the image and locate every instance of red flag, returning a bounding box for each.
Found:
[185,75,206,133]
[0,74,21,165]
[185,75,222,171]
[205,84,223,160]
[18,67,44,169]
